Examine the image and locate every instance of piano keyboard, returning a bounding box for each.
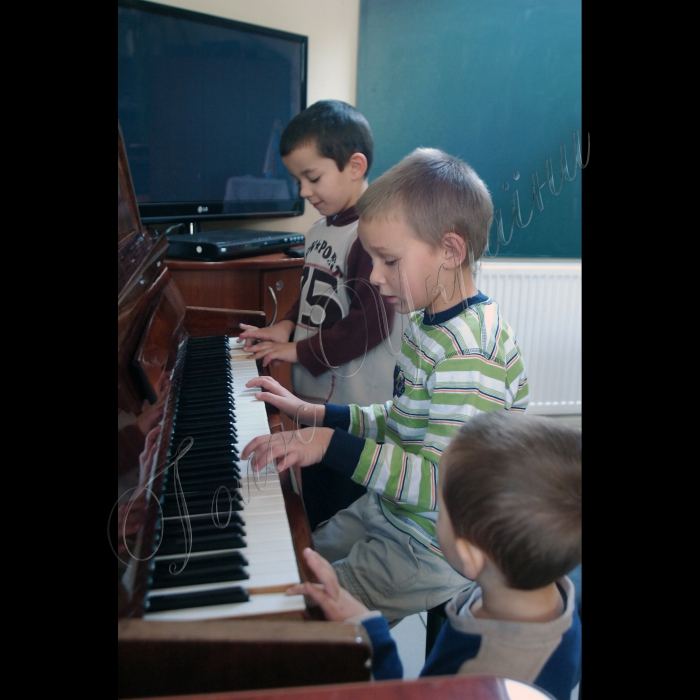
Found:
[143,335,305,621]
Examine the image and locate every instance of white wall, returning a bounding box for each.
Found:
[149,0,361,235]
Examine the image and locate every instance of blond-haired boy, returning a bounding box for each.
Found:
[242,148,530,622]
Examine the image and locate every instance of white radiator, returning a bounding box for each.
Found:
[475,260,581,415]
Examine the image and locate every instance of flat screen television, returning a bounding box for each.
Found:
[117,0,307,225]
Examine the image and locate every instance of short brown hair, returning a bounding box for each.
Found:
[355,148,493,270]
[441,412,581,590]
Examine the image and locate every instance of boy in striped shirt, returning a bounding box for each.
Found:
[241,148,530,622]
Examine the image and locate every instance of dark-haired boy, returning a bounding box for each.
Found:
[239,100,399,408]
[287,412,582,700]
[239,100,401,527]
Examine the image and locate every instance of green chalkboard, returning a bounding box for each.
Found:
[357,0,583,258]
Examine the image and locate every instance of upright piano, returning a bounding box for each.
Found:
[117,123,371,697]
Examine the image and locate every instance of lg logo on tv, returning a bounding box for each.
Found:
[197,206,209,213]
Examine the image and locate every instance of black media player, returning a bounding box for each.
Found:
[166,230,305,261]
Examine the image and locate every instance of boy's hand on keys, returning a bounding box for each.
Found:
[239,322,293,350]
[240,427,333,473]
[246,375,325,425]
[246,340,299,367]
[286,548,369,622]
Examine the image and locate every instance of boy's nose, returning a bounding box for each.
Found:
[369,265,383,286]
[299,182,312,198]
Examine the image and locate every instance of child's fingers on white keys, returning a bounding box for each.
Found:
[303,549,341,599]
[246,375,286,394]
[240,433,280,462]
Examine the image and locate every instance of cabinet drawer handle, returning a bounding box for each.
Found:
[267,286,278,326]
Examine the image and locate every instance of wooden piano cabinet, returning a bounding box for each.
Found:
[166,253,304,327]
[183,307,268,338]
[117,618,372,698]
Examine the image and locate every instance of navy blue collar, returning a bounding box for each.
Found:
[421,292,488,326]
[326,205,359,227]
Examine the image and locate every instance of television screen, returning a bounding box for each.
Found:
[117,0,307,224]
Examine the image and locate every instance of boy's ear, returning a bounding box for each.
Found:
[347,152,368,180]
[455,537,486,580]
[441,232,468,269]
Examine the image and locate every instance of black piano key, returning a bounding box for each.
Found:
[181,365,232,376]
[172,445,238,459]
[172,426,235,439]
[184,356,231,365]
[183,355,230,365]
[161,495,242,514]
[176,435,238,448]
[186,348,229,356]
[181,419,237,431]
[168,450,238,464]
[163,477,240,495]
[168,486,242,500]
[166,456,239,471]
[150,550,249,587]
[166,462,240,478]
[160,484,242,500]
[160,496,243,518]
[180,371,231,383]
[179,379,227,387]
[154,549,248,573]
[172,437,237,451]
[150,564,248,588]
[175,407,235,420]
[180,365,231,377]
[173,419,234,429]
[172,440,238,454]
[177,391,232,402]
[170,442,237,456]
[186,345,229,354]
[174,432,236,445]
[164,477,241,492]
[162,518,245,539]
[173,418,235,431]
[178,383,231,394]
[168,474,241,488]
[166,455,239,471]
[176,389,233,401]
[182,371,230,382]
[172,458,239,472]
[175,399,232,410]
[151,566,248,589]
[172,439,238,452]
[160,510,245,527]
[176,394,234,407]
[145,586,249,612]
[173,440,239,453]
[156,531,246,556]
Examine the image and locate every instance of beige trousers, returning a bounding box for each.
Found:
[312,491,476,624]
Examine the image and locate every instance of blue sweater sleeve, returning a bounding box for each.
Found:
[321,429,365,478]
[323,404,351,430]
[321,403,365,478]
[360,616,404,680]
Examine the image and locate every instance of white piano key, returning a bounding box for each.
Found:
[143,593,307,621]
